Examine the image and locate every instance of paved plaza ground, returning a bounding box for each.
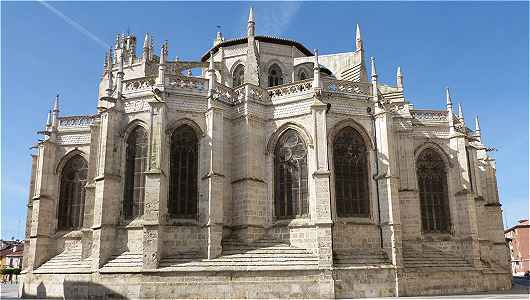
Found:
[1,278,528,299]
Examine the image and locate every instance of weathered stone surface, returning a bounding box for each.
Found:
[22,9,510,299]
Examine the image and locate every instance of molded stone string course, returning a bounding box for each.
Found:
[20,7,512,299]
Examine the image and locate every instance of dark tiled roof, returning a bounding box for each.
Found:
[0,244,24,257]
[201,35,313,61]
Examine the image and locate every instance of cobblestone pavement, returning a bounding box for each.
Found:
[2,279,528,299]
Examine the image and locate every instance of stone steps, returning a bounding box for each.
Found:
[100,252,143,271]
[159,238,318,271]
[35,248,92,274]
[402,246,472,270]
[333,249,391,266]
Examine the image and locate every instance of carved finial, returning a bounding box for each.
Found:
[51,94,60,127]
[446,87,453,109]
[53,94,59,112]
[116,50,125,98]
[458,102,464,120]
[248,7,255,23]
[475,116,482,142]
[370,57,379,103]
[313,49,320,69]
[142,33,151,62]
[247,7,255,36]
[370,57,377,79]
[143,33,150,49]
[114,33,121,49]
[214,29,224,46]
[208,51,217,98]
[157,41,167,85]
[46,110,52,128]
[159,40,168,64]
[105,51,114,97]
[313,49,321,89]
[396,66,403,90]
[355,24,363,51]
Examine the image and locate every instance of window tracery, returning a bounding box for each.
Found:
[268,64,284,87]
[168,125,198,218]
[416,148,451,233]
[123,126,148,219]
[333,126,370,217]
[233,64,245,87]
[58,155,88,230]
[274,129,308,219]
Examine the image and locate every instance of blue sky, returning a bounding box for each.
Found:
[1,1,528,239]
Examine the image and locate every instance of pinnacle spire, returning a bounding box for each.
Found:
[105,50,114,98]
[248,7,255,23]
[116,50,125,98]
[207,51,217,98]
[370,57,378,103]
[142,33,151,62]
[143,33,150,49]
[313,49,321,88]
[51,94,60,127]
[156,41,167,85]
[355,24,363,51]
[160,40,168,64]
[370,57,377,79]
[247,7,255,36]
[114,33,121,49]
[458,102,464,120]
[396,66,403,90]
[445,87,453,108]
[214,31,224,46]
[53,94,59,112]
[475,115,482,142]
[46,110,52,127]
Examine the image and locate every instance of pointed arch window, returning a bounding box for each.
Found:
[58,155,88,230]
[169,125,199,218]
[416,148,451,233]
[123,126,148,219]
[333,127,370,217]
[274,129,308,219]
[233,64,245,87]
[268,64,284,87]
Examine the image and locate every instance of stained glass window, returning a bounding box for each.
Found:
[169,125,198,218]
[416,148,451,233]
[274,129,308,219]
[123,126,148,219]
[333,127,370,217]
[58,155,88,230]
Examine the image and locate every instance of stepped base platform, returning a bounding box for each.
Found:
[403,245,474,271]
[34,247,92,274]
[333,248,391,268]
[158,238,319,272]
[21,240,511,299]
